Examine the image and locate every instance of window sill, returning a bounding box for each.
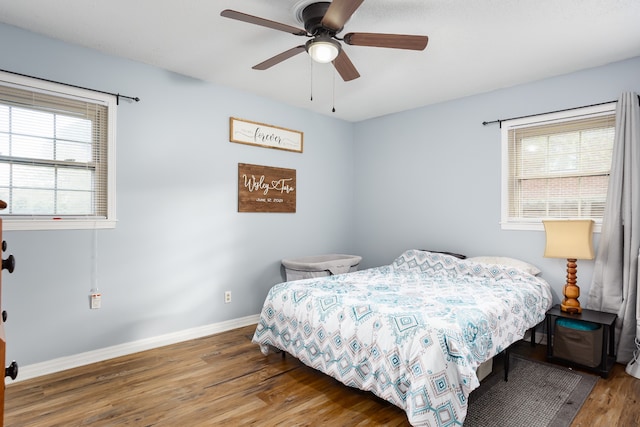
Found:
[501,221,602,233]
[2,219,117,231]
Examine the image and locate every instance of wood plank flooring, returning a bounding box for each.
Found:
[4,325,638,426]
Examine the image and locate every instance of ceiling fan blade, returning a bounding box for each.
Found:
[252,45,306,70]
[321,0,365,32]
[343,32,428,50]
[221,9,307,36]
[332,50,360,81]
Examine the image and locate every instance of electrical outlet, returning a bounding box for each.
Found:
[224,291,232,304]
[90,292,102,309]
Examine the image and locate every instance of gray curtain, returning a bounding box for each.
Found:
[586,92,640,365]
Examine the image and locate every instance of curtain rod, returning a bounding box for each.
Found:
[481,100,618,127]
[483,94,640,127]
[0,68,140,105]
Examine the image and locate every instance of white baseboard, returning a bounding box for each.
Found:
[524,329,549,346]
[9,314,260,383]
[538,333,549,345]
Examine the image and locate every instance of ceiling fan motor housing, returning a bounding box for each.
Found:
[302,2,340,35]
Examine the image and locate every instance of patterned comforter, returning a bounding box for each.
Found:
[252,250,553,426]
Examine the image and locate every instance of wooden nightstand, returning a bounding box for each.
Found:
[545,304,617,378]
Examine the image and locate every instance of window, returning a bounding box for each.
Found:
[501,103,615,231]
[0,71,116,230]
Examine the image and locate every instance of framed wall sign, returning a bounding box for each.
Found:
[238,163,296,213]
[229,117,303,153]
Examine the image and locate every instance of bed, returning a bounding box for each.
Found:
[252,250,553,426]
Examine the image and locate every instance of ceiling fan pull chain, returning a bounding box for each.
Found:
[332,70,336,113]
[310,57,314,101]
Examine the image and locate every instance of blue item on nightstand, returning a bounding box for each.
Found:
[556,318,599,331]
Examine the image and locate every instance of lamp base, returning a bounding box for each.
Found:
[560,300,582,314]
[561,259,581,314]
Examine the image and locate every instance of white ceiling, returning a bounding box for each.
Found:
[1,0,639,122]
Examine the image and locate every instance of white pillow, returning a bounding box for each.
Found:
[467,256,542,276]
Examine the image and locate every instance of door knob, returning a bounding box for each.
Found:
[5,361,18,380]
[2,310,6,322]
[2,254,14,273]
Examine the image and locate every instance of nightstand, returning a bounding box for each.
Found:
[545,304,617,378]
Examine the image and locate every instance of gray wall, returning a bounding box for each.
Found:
[0,23,356,366]
[352,56,640,305]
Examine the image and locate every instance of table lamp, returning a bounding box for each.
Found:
[543,219,595,314]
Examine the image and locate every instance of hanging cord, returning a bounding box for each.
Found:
[0,68,140,105]
[310,57,314,102]
[92,226,98,290]
[332,70,336,113]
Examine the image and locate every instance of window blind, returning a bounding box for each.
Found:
[506,112,615,221]
[0,81,109,219]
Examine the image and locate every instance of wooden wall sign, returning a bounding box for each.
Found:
[229,117,303,153]
[238,163,296,213]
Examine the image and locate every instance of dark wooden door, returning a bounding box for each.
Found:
[0,202,17,427]
[0,217,5,426]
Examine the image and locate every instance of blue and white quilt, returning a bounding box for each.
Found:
[252,250,553,426]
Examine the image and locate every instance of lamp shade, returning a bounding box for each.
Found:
[543,219,595,260]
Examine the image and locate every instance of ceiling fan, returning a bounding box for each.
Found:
[220,0,429,82]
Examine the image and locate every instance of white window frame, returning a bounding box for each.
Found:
[0,71,117,231]
[500,103,616,232]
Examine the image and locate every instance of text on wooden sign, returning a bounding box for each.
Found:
[230,117,303,153]
[238,163,296,213]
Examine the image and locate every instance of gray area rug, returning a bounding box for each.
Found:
[465,355,598,427]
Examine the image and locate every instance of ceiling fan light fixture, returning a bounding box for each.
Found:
[306,37,340,63]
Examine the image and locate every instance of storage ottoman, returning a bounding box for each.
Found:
[553,318,603,367]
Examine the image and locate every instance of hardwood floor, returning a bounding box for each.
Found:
[4,325,639,426]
